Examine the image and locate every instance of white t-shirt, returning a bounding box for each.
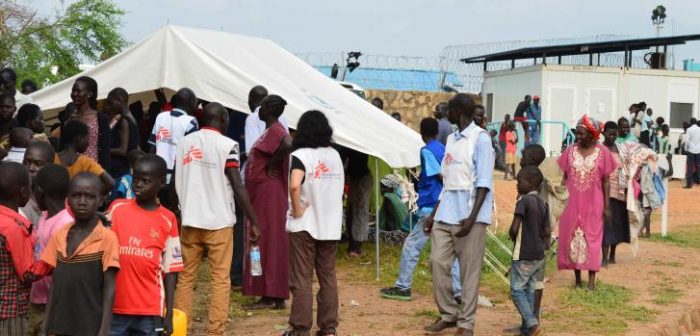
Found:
[2,147,25,163]
[149,109,199,179]
[244,108,289,155]
[286,147,344,240]
[175,128,240,230]
[686,125,700,154]
[641,115,652,132]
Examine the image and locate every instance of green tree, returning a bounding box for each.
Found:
[0,0,127,89]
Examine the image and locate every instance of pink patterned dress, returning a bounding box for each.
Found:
[557,144,616,272]
[83,118,99,161]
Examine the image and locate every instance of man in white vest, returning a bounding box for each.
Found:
[423,93,494,336]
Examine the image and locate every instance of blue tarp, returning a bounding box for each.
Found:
[315,66,463,92]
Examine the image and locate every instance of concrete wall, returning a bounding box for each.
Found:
[366,90,480,130]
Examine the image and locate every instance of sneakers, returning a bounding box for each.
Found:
[379,287,411,301]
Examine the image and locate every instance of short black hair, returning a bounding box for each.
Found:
[519,166,544,190]
[691,118,698,125]
[0,68,17,82]
[128,148,145,167]
[261,94,287,118]
[475,104,485,111]
[420,117,438,138]
[137,153,168,179]
[58,103,76,123]
[9,127,32,148]
[71,172,103,192]
[0,161,29,201]
[108,87,128,102]
[656,116,664,125]
[522,144,546,166]
[16,104,41,128]
[27,140,55,163]
[21,79,37,90]
[617,117,629,126]
[37,164,70,200]
[75,76,98,109]
[604,121,618,131]
[60,120,88,148]
[448,93,475,117]
[173,88,197,112]
[293,110,333,149]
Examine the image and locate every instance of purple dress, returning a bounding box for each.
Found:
[243,122,290,299]
[557,144,616,272]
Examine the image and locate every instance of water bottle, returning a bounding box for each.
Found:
[250,245,262,276]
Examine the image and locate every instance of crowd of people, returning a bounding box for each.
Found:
[0,67,348,336]
[0,62,698,336]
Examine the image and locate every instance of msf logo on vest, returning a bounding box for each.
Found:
[155,127,172,143]
[312,161,340,180]
[444,153,463,166]
[182,146,204,165]
[313,161,330,179]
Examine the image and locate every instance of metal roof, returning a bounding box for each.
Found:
[461,34,700,64]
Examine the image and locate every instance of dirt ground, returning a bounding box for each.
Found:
[190,177,700,336]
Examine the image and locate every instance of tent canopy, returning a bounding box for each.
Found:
[30,25,422,168]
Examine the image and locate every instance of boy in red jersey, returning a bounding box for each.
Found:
[108,154,183,335]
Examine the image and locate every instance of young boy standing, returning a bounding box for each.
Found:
[508,166,550,336]
[41,172,120,336]
[28,164,73,335]
[111,149,145,201]
[108,154,183,335]
[518,144,554,323]
[0,162,39,333]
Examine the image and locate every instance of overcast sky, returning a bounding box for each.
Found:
[32,0,700,64]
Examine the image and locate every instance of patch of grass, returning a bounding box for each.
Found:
[545,282,657,335]
[413,309,440,320]
[651,260,683,268]
[648,231,700,250]
[650,286,682,306]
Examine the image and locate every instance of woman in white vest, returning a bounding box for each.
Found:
[284,110,344,336]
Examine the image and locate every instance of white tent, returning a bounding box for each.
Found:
[30,25,422,168]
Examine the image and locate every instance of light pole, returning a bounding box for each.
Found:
[651,5,667,52]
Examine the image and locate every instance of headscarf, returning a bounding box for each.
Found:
[576,114,601,141]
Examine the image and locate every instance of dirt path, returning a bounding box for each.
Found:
[191,179,700,335]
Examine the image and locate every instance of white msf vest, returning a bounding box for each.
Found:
[441,126,486,192]
[286,147,345,240]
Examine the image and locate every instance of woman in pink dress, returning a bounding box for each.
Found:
[71,76,111,169]
[244,94,292,309]
[557,115,616,290]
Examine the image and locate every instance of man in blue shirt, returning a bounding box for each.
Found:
[423,94,494,336]
[526,96,542,146]
[379,118,461,302]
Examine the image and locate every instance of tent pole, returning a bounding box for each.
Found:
[375,158,380,281]
[661,178,668,237]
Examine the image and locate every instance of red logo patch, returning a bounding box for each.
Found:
[155,127,172,141]
[182,146,204,165]
[313,161,330,179]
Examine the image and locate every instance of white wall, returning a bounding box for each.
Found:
[483,65,700,156]
[482,66,542,125]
